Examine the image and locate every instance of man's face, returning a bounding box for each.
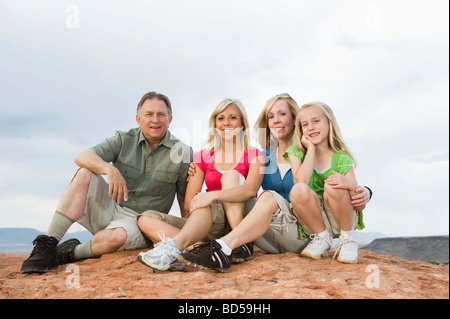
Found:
[136,98,172,142]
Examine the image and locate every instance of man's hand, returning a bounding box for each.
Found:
[106,165,129,204]
[186,162,196,181]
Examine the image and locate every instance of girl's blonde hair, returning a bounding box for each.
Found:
[294,102,357,166]
[207,98,250,151]
[253,93,300,149]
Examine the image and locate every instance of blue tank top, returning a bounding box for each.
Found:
[262,149,294,202]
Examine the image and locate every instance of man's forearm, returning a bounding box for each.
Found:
[74,149,113,175]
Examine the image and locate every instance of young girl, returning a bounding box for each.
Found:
[286,102,365,264]
[136,98,265,271]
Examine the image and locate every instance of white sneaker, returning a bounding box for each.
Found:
[300,231,333,260]
[335,231,359,264]
[137,232,185,271]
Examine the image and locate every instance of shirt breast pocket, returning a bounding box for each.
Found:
[152,170,178,196]
[114,162,141,191]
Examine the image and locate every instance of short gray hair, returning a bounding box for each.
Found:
[137,92,172,116]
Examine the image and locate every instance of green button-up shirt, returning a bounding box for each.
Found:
[91,128,193,214]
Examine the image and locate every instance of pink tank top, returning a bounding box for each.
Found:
[194,149,264,192]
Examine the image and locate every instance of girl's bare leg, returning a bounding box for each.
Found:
[290,183,326,233]
[323,183,354,231]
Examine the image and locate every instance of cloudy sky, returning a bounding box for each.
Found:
[0,0,448,237]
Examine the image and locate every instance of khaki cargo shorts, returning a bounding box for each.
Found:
[254,190,310,254]
[76,172,150,251]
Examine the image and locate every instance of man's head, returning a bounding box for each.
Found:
[136,92,173,144]
[136,92,172,116]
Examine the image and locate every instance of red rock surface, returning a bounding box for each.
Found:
[0,249,448,299]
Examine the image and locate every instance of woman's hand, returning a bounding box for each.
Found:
[189,192,216,214]
[350,186,371,211]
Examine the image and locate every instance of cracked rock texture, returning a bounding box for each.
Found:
[1,248,448,299]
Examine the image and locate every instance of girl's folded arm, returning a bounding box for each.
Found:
[289,152,314,184]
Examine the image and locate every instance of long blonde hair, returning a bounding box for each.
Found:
[294,102,357,166]
[207,98,250,151]
[253,93,300,149]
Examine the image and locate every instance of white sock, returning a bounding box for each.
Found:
[215,239,232,256]
[317,229,331,238]
[340,229,354,237]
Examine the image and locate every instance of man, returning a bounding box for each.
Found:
[21,92,193,274]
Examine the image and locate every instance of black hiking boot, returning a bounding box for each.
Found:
[178,240,231,273]
[56,238,81,265]
[20,235,59,274]
[231,242,254,264]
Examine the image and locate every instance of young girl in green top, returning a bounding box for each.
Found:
[285,102,365,264]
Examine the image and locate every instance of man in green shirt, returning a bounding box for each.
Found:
[21,92,193,274]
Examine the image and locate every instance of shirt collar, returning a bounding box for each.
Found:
[138,129,178,149]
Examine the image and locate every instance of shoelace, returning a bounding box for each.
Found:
[331,237,359,260]
[30,235,55,255]
[153,230,167,248]
[150,230,180,256]
[308,233,332,248]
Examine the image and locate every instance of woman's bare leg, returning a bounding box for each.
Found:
[220,191,279,250]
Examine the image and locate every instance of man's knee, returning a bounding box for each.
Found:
[91,227,128,255]
[107,227,128,247]
[72,167,92,186]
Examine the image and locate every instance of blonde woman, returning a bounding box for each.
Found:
[137,98,265,271]
[286,102,366,264]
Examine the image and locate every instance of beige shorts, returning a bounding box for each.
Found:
[141,198,256,241]
[76,172,150,251]
[254,190,310,254]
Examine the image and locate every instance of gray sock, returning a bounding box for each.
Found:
[73,239,94,259]
[46,211,74,242]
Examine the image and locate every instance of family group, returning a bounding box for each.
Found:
[21,92,371,275]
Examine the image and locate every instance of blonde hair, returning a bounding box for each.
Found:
[253,93,300,149]
[294,102,357,166]
[207,98,250,151]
